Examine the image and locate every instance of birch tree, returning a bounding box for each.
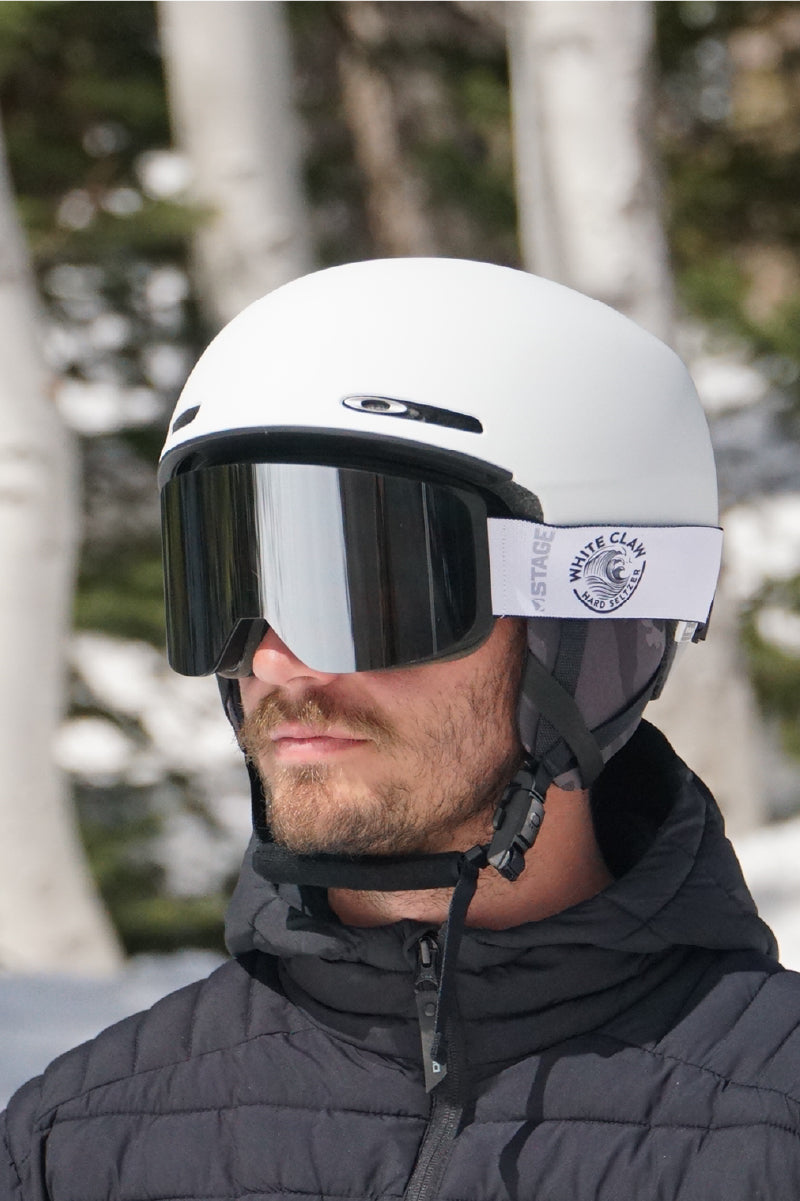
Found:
[508,0,763,831]
[508,0,673,338]
[158,0,313,326]
[0,122,122,973]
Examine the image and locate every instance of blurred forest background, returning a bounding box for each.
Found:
[2,0,800,972]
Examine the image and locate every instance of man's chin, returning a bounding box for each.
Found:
[264,780,430,859]
[268,823,406,858]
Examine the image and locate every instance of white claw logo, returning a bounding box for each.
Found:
[569,531,647,614]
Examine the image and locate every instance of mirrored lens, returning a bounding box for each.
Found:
[161,462,492,675]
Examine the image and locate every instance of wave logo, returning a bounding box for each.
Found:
[569,531,646,613]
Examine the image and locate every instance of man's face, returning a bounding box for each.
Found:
[238,618,526,857]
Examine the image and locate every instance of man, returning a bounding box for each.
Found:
[3,258,799,1200]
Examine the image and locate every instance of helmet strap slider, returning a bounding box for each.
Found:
[487,763,547,881]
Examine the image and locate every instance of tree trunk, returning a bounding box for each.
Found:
[0,124,122,973]
[508,0,673,339]
[508,1,763,832]
[336,1,436,256]
[158,0,313,326]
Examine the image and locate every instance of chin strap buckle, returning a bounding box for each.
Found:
[487,766,546,882]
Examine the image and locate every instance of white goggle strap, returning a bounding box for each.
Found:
[488,519,723,627]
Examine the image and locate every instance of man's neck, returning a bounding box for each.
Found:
[328,783,613,929]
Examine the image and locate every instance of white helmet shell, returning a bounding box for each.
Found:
[161,258,718,527]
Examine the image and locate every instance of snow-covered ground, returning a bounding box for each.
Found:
[1,817,799,1110]
[0,950,224,1108]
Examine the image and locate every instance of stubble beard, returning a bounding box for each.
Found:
[238,633,525,858]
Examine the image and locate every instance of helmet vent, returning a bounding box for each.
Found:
[172,404,201,433]
[342,395,482,434]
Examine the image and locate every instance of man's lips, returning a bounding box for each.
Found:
[269,723,372,761]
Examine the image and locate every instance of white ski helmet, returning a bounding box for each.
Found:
[160,258,721,881]
[162,257,717,526]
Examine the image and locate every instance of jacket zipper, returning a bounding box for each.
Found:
[403,935,465,1201]
[414,934,446,1092]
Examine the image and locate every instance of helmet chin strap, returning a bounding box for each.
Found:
[487,647,606,880]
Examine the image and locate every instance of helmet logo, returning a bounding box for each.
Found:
[570,532,647,613]
[341,395,483,434]
[343,395,413,416]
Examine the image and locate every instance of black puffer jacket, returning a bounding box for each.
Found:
[4,724,800,1201]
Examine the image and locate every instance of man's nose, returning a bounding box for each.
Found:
[250,627,340,688]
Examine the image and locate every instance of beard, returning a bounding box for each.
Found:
[237,624,525,857]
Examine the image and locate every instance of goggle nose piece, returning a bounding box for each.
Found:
[216,618,269,679]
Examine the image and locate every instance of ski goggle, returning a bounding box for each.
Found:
[161,460,723,677]
[161,461,494,676]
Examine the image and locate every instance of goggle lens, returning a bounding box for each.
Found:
[161,462,494,676]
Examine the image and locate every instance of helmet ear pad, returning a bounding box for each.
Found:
[520,618,669,791]
[218,674,244,733]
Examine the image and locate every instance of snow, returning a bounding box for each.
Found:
[756,606,800,657]
[691,349,768,414]
[60,632,253,895]
[55,379,163,434]
[1,819,799,1110]
[67,633,242,778]
[724,494,800,601]
[55,716,137,778]
[0,951,224,1108]
[137,150,193,201]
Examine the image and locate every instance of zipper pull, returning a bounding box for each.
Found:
[414,934,447,1092]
